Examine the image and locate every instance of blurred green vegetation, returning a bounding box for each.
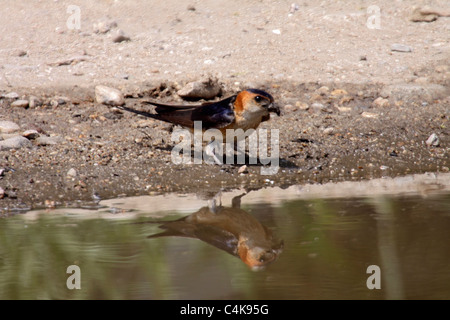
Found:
[0,193,449,300]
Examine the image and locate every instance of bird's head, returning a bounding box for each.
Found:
[234,89,280,117]
[237,238,284,271]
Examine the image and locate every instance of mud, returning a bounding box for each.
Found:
[0,79,448,212]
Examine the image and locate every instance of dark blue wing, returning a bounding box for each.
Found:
[190,96,236,129]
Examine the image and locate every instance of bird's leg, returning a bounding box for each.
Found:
[208,190,223,214]
[231,192,247,208]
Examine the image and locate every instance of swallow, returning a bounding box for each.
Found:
[120,89,280,164]
[146,193,284,270]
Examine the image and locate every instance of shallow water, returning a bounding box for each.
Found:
[0,182,449,300]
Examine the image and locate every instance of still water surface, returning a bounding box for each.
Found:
[0,184,449,299]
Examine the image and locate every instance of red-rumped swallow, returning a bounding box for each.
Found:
[146,193,284,270]
[121,89,279,163]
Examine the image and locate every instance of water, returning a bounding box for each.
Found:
[0,179,449,300]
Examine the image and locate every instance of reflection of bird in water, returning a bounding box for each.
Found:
[147,193,283,270]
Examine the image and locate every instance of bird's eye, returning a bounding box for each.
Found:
[254,96,262,103]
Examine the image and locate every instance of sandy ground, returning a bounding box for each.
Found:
[0,0,449,211]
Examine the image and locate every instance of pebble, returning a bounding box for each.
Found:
[323,127,334,135]
[50,99,59,108]
[29,96,43,108]
[410,7,439,22]
[67,168,77,178]
[316,86,329,95]
[295,101,309,110]
[0,136,32,150]
[93,19,117,34]
[272,29,281,35]
[289,3,299,14]
[311,102,326,112]
[238,165,248,174]
[391,44,412,52]
[435,65,449,73]
[112,29,131,43]
[361,112,379,118]
[35,135,64,146]
[0,121,20,133]
[22,129,40,139]
[372,97,389,108]
[331,89,348,96]
[11,99,29,108]
[283,104,297,113]
[177,77,221,99]
[4,92,19,99]
[95,85,125,106]
[425,133,439,147]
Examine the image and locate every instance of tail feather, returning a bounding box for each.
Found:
[120,105,195,128]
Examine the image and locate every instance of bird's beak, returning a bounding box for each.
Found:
[267,103,280,116]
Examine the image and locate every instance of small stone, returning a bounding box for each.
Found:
[67,168,77,178]
[187,5,196,11]
[238,165,248,174]
[410,7,439,22]
[331,89,348,96]
[112,29,131,43]
[177,77,221,100]
[323,127,334,135]
[95,85,125,106]
[289,3,299,14]
[283,104,297,113]
[35,135,63,146]
[28,96,43,108]
[435,65,449,73]
[414,77,429,84]
[361,112,379,118]
[380,165,389,171]
[11,99,29,108]
[316,86,329,95]
[272,29,281,35]
[0,136,32,150]
[373,97,389,108]
[336,106,352,112]
[0,121,20,133]
[56,97,69,105]
[425,133,439,147]
[16,50,27,57]
[359,55,367,61]
[4,92,19,99]
[93,19,117,34]
[311,102,326,111]
[391,44,412,52]
[295,101,309,110]
[22,130,40,139]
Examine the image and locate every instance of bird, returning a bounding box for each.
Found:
[120,89,280,164]
[146,192,284,270]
